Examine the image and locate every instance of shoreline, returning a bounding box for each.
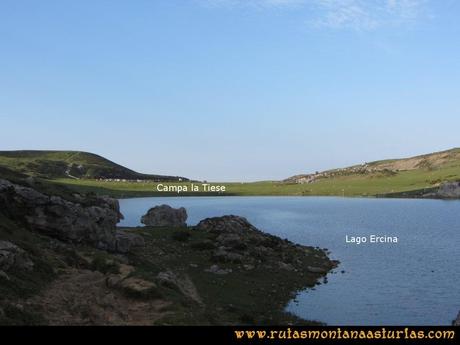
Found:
[0,177,337,325]
[115,224,338,325]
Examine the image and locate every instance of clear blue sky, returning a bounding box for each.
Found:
[1,0,459,181]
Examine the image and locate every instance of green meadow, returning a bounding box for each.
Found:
[51,162,460,198]
[2,148,460,198]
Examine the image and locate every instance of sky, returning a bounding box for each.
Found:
[1,0,459,181]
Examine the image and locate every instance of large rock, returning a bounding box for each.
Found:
[141,205,187,227]
[156,270,202,305]
[436,181,460,198]
[0,179,127,252]
[0,241,34,272]
[196,215,337,273]
[196,215,258,234]
[119,277,158,296]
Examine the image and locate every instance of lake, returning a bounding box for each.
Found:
[118,196,460,325]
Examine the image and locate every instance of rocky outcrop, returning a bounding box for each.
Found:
[0,179,141,253]
[410,181,460,199]
[196,215,337,273]
[0,241,34,272]
[436,181,460,198]
[197,215,258,234]
[141,205,187,227]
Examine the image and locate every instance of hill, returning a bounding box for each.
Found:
[285,148,460,184]
[281,148,460,196]
[3,148,459,198]
[0,150,188,182]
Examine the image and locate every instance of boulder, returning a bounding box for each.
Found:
[0,240,34,272]
[0,179,124,252]
[196,215,258,234]
[141,205,187,227]
[156,270,202,305]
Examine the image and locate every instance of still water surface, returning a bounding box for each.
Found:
[118,196,460,325]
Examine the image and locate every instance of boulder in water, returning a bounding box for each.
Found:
[141,205,187,227]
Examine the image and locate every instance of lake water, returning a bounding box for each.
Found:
[118,196,460,325]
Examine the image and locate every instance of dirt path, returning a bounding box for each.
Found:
[25,269,172,325]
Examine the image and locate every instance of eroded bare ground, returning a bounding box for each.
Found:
[24,269,172,325]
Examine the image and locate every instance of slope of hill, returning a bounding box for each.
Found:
[0,151,188,181]
[2,149,459,198]
[284,148,460,189]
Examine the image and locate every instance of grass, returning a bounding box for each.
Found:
[124,226,328,325]
[50,162,460,198]
[1,164,332,325]
[0,214,57,325]
[0,150,185,181]
[0,213,332,325]
[2,148,460,198]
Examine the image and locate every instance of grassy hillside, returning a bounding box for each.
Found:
[50,148,460,198]
[2,148,460,197]
[286,148,460,183]
[0,150,187,181]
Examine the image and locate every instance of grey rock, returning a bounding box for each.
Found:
[141,204,187,227]
[0,179,125,252]
[196,215,258,234]
[115,231,145,254]
[156,270,202,305]
[436,181,460,198]
[212,248,244,263]
[156,270,180,289]
[205,264,232,275]
[0,240,34,272]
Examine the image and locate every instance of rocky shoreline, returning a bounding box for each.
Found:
[379,181,460,199]
[0,178,337,325]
